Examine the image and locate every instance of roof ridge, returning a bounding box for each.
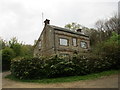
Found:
[47,24,89,37]
[48,24,70,30]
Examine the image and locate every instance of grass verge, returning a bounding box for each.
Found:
[5,70,119,84]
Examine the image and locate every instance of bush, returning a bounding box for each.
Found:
[93,32,120,69]
[11,57,45,79]
[11,56,76,79]
[11,48,119,79]
[72,53,105,75]
[2,47,15,71]
[44,55,75,78]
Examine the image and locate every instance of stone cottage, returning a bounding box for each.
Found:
[34,19,90,57]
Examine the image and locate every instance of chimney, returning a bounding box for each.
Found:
[44,19,50,26]
[76,29,82,33]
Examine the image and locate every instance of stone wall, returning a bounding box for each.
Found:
[34,25,90,57]
[34,25,55,57]
[54,30,90,57]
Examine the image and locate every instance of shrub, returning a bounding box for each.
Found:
[11,51,119,79]
[2,47,15,71]
[93,32,120,69]
[11,55,76,79]
[11,57,46,79]
[72,52,119,75]
[44,55,75,78]
[72,53,101,75]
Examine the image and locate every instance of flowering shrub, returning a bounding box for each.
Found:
[11,53,119,79]
[11,57,46,79]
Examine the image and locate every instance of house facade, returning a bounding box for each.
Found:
[34,19,90,57]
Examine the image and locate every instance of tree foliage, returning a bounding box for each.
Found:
[1,37,34,71]
[2,47,15,71]
[65,22,82,31]
[95,15,119,36]
[64,15,119,46]
[21,45,33,57]
[8,37,22,56]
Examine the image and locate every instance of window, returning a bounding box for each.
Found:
[72,38,77,46]
[60,38,68,46]
[80,41,87,49]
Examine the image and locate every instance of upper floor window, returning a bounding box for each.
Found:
[80,41,87,49]
[60,38,68,46]
[72,38,77,46]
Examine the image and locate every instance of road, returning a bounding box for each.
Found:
[2,71,119,88]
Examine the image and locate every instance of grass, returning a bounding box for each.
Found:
[5,70,119,84]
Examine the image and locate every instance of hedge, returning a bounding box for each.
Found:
[11,53,119,79]
[11,57,45,79]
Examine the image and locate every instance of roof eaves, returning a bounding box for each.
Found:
[54,28,89,37]
[48,25,89,37]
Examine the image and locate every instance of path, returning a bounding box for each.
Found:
[2,71,119,88]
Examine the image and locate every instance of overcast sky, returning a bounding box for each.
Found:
[0,0,119,45]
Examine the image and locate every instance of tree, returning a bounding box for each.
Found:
[64,22,99,46]
[0,37,7,50]
[65,22,82,31]
[9,37,22,57]
[65,14,119,46]
[33,40,37,46]
[1,36,34,71]
[21,45,33,57]
[95,20,105,31]
[105,15,119,33]
[95,14,119,38]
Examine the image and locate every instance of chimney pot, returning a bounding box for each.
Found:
[76,29,82,32]
[44,19,50,26]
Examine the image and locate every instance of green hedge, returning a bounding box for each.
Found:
[11,53,119,79]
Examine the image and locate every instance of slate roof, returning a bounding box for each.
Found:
[48,25,89,37]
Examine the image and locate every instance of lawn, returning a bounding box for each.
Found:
[5,70,119,84]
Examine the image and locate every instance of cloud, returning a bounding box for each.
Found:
[0,1,42,44]
[0,0,118,45]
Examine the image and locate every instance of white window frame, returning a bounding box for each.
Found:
[59,38,68,46]
[72,38,77,46]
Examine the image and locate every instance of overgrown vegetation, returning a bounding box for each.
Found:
[65,15,119,46]
[2,47,15,70]
[93,32,120,69]
[1,37,34,71]
[10,31,120,79]
[1,14,120,80]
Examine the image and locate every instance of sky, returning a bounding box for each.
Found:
[0,0,119,45]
